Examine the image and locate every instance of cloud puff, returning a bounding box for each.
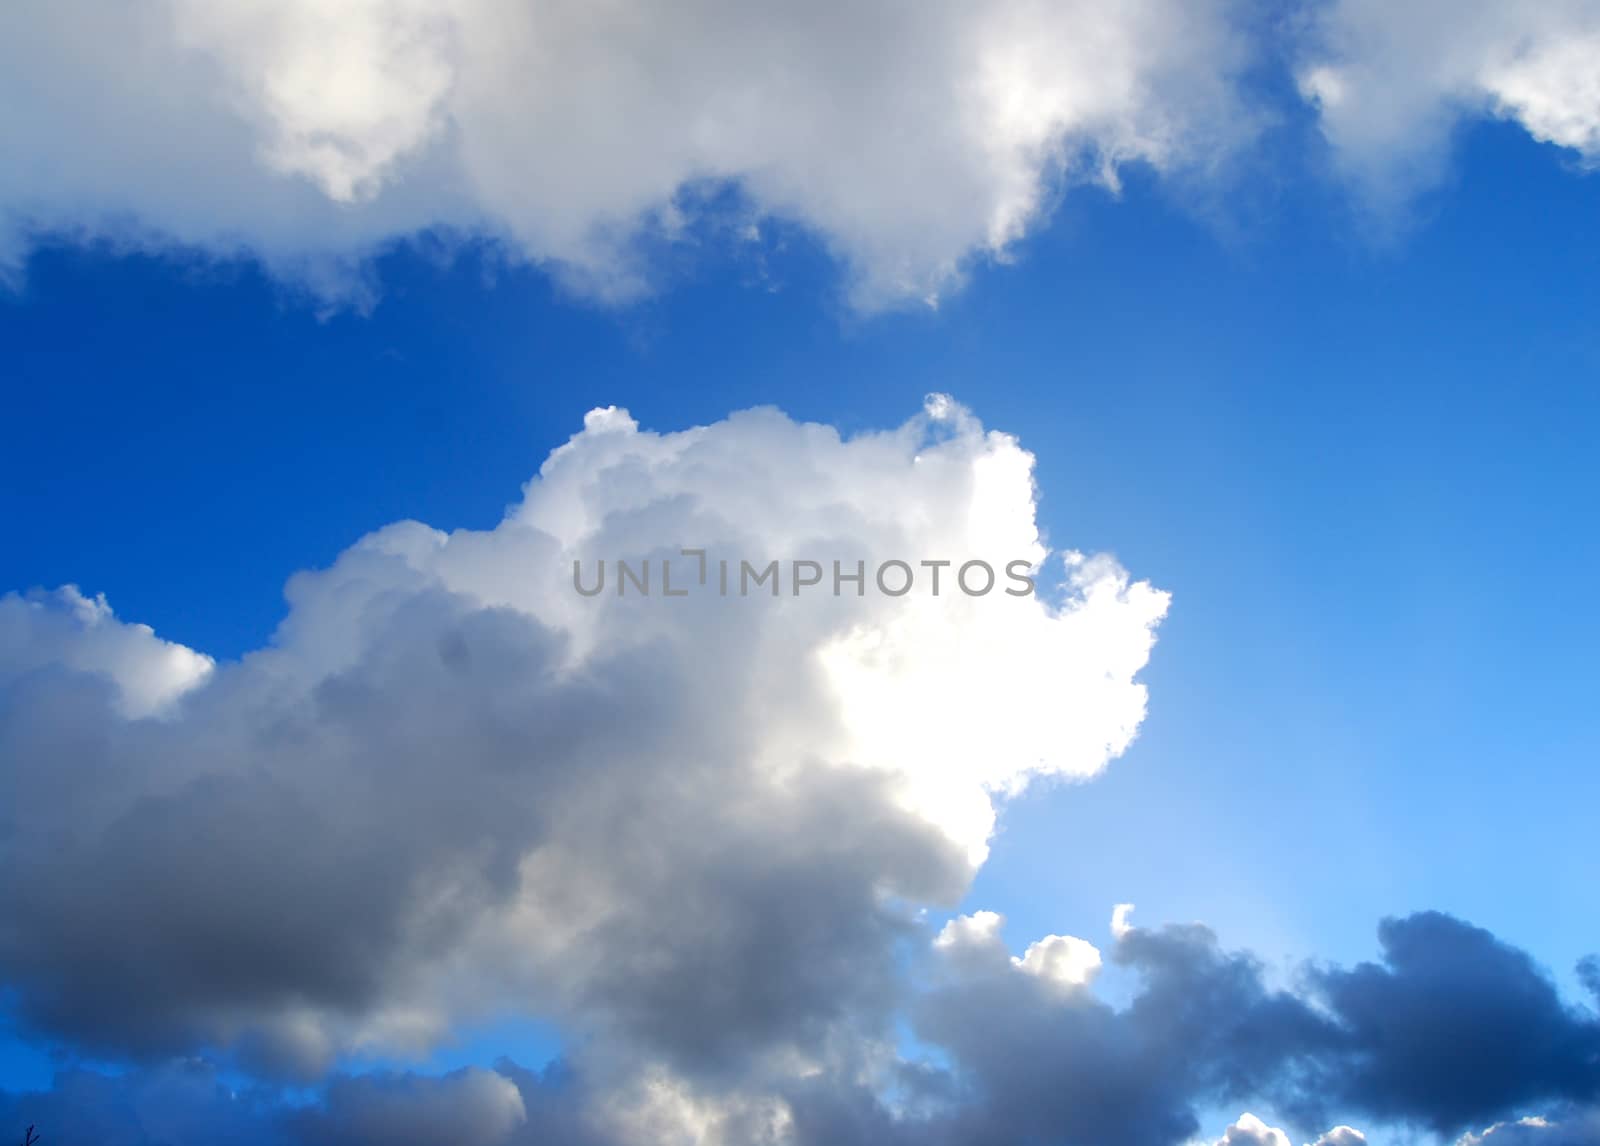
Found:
[1216,1113,1292,1146]
[1299,1,1600,201]
[0,0,1255,307]
[1213,1113,1368,1146]
[0,585,213,718]
[1310,1128,1367,1146]
[0,397,1165,1089]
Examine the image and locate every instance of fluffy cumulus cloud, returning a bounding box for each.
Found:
[1216,1113,1293,1146]
[0,397,1168,1137]
[1214,1113,1367,1146]
[0,0,1254,306]
[5,399,1600,1145]
[1312,1129,1369,1146]
[0,586,214,719]
[786,907,1600,1146]
[1299,0,1600,200]
[11,2,1600,308]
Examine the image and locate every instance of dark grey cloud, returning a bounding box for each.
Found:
[4,910,1599,1146]
[0,584,963,1083]
[1,593,607,1071]
[782,911,1600,1146]
[0,1061,287,1146]
[0,1061,595,1146]
[876,917,1338,1146]
[1307,912,1600,1135]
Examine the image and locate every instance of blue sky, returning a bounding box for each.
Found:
[3,5,1600,1145]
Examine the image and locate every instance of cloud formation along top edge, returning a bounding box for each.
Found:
[7,1,1600,309]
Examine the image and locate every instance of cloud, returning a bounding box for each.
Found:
[0,0,1256,308]
[1213,1113,1368,1146]
[1310,1128,1367,1146]
[4,909,1598,1144]
[296,1067,528,1146]
[784,909,1600,1146]
[1307,912,1600,1135]
[1458,1110,1600,1146]
[903,911,1339,1146]
[0,1062,555,1146]
[7,399,1598,1145]
[1216,1113,1292,1146]
[1299,1,1600,202]
[0,396,1164,1087]
[934,910,1104,991]
[0,585,213,719]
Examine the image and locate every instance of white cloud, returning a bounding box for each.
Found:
[1215,1113,1292,1146]
[1211,1115,1366,1146]
[0,0,1254,307]
[1017,933,1104,990]
[1309,1128,1366,1146]
[1300,1,1600,201]
[932,909,1103,990]
[0,585,213,718]
[934,910,1009,955]
[0,397,1165,1094]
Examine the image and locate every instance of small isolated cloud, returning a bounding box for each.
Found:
[0,0,1257,307]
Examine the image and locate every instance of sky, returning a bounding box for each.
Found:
[2,3,1599,1146]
